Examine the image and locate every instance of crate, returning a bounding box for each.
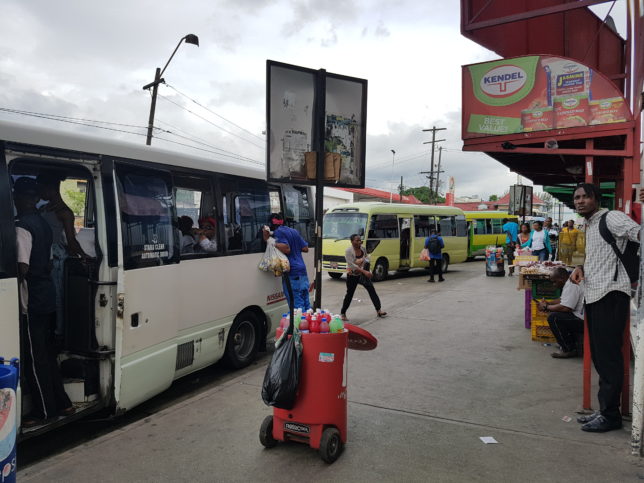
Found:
[532,280,561,299]
[531,320,557,343]
[517,274,532,291]
[530,299,556,318]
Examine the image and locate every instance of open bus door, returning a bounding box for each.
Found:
[112,163,180,412]
[0,144,20,362]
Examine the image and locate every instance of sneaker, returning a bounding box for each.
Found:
[551,350,578,359]
[576,411,601,424]
[581,415,622,433]
[427,279,435,283]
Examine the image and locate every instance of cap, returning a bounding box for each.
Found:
[12,177,39,196]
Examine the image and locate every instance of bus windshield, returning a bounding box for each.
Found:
[323,212,368,240]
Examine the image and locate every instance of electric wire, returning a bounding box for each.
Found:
[157,93,265,150]
[164,84,265,143]
[0,107,150,130]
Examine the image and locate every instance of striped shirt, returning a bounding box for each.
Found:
[583,208,639,304]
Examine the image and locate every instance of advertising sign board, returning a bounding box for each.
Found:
[266,61,367,188]
[462,55,632,139]
[509,185,533,216]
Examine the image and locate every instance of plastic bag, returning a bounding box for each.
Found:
[258,237,290,276]
[419,248,430,261]
[261,328,302,409]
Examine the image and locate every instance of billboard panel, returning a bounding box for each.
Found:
[509,185,533,216]
[266,61,367,188]
[462,55,632,139]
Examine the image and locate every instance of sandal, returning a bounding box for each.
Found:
[377,311,387,318]
[340,314,348,322]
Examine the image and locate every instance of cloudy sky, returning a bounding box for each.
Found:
[0,0,626,202]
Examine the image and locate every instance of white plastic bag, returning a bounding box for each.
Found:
[258,237,290,276]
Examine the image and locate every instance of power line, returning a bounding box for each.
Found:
[153,135,264,166]
[157,92,265,150]
[164,84,265,143]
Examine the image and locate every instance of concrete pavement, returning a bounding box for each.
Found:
[19,261,644,482]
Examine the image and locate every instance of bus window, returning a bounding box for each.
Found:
[474,220,486,234]
[283,185,314,243]
[116,166,177,269]
[439,215,455,236]
[368,214,399,239]
[269,189,281,214]
[174,174,217,257]
[490,219,504,234]
[455,215,468,237]
[175,188,202,223]
[414,215,436,238]
[231,180,271,254]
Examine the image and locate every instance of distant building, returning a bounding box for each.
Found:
[440,192,546,215]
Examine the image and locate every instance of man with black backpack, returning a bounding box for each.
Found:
[425,229,445,283]
[570,183,639,433]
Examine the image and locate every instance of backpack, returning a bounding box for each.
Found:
[427,236,441,255]
[598,212,640,283]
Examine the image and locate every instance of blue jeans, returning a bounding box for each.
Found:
[532,248,548,261]
[282,274,311,312]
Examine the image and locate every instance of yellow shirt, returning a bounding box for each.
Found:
[559,227,579,246]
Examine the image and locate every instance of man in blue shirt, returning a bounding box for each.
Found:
[502,218,519,275]
[263,213,311,311]
[425,229,445,282]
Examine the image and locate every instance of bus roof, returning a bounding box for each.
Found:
[328,202,464,216]
[464,211,516,219]
[0,119,264,180]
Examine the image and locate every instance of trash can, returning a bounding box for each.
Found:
[485,246,505,277]
[0,358,19,483]
[260,324,377,463]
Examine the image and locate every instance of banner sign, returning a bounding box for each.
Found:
[266,61,367,188]
[509,185,533,216]
[462,55,632,139]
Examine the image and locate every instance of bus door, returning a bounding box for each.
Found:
[399,217,411,267]
[113,163,180,411]
[0,144,20,361]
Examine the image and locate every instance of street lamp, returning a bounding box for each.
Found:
[143,34,199,145]
[390,149,396,203]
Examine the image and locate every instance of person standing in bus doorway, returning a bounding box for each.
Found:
[425,229,445,282]
[14,177,73,427]
[36,173,90,346]
[340,234,387,321]
[502,218,519,276]
[263,213,311,311]
[570,183,639,433]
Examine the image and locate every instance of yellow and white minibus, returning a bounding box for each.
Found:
[0,121,314,438]
[322,203,468,281]
[464,211,519,258]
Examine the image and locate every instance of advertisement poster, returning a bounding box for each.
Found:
[462,55,632,139]
[266,61,367,188]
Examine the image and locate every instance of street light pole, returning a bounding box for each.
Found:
[143,34,199,145]
[390,149,396,203]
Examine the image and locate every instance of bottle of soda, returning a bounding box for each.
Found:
[299,317,309,333]
[319,320,330,334]
[310,314,320,333]
[329,316,344,333]
[279,314,289,330]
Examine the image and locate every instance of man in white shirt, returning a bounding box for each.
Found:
[538,267,584,359]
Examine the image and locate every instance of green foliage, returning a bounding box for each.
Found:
[401,186,445,204]
[62,188,86,216]
[488,194,498,201]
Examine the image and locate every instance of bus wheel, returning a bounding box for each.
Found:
[329,272,343,280]
[441,255,450,274]
[372,258,388,282]
[224,310,260,369]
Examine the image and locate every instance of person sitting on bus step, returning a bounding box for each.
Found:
[340,234,387,321]
[425,229,445,282]
[178,215,196,254]
[263,213,311,311]
[538,267,585,358]
[195,216,218,253]
[14,177,74,427]
[502,217,519,275]
[521,221,551,261]
[36,173,90,343]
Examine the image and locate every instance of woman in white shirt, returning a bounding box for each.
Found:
[520,221,552,261]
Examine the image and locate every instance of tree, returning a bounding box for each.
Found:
[488,194,498,201]
[401,186,445,204]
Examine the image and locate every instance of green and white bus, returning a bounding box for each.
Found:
[322,203,468,281]
[0,120,314,438]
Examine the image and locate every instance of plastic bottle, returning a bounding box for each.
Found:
[294,316,301,330]
[299,317,309,333]
[319,320,330,334]
[279,314,290,330]
[310,314,320,333]
[329,316,344,333]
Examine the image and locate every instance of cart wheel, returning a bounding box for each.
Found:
[260,415,278,448]
[319,427,343,464]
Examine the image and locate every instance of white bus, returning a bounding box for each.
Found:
[0,121,314,437]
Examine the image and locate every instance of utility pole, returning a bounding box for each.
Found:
[421,126,446,203]
[399,176,404,200]
[435,146,443,202]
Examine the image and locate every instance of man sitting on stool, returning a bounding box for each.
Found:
[538,267,585,358]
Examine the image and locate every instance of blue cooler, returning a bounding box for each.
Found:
[0,358,18,483]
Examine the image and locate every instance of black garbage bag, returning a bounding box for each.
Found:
[261,331,301,409]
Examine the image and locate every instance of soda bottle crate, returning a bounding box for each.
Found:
[531,280,562,299]
[530,300,556,319]
[531,320,557,343]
